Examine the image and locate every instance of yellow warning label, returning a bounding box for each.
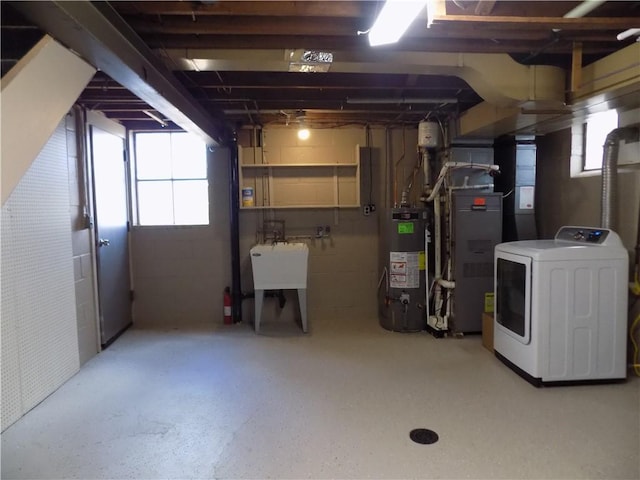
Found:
[484,292,495,313]
[418,251,426,271]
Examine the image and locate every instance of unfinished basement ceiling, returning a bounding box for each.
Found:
[2,1,639,135]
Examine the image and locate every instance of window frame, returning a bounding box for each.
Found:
[130,130,210,227]
[582,109,619,172]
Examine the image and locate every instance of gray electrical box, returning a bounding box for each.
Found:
[452,191,502,333]
[379,208,427,332]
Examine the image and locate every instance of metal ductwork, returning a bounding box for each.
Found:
[166,48,566,110]
[600,125,640,230]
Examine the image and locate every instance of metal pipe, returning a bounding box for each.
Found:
[601,125,640,230]
[432,190,443,320]
[422,149,431,192]
[346,97,458,105]
[229,134,242,323]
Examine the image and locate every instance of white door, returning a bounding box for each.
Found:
[90,124,132,347]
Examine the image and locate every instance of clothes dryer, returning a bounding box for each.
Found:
[494,226,628,386]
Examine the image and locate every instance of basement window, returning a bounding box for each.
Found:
[133,132,209,226]
[583,109,619,171]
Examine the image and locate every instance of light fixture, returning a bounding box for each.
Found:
[294,111,310,140]
[369,0,428,47]
[297,127,310,141]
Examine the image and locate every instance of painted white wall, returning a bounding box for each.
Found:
[1,36,95,204]
[1,119,80,431]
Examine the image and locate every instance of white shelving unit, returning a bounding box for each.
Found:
[239,146,362,209]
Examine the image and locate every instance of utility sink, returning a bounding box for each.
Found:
[250,242,309,333]
[250,242,309,290]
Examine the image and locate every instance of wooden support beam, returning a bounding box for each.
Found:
[113,1,369,17]
[571,41,583,93]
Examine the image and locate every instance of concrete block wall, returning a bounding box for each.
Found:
[536,110,640,257]
[239,127,373,327]
[130,147,232,329]
[129,126,421,331]
[67,109,99,365]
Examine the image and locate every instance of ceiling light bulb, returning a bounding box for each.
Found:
[298,128,310,141]
[369,0,428,47]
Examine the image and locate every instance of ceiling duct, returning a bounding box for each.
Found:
[288,49,333,73]
[172,48,565,109]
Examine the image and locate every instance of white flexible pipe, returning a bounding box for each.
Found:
[617,28,640,41]
[563,0,607,18]
[433,193,443,318]
[437,278,455,289]
[424,162,499,202]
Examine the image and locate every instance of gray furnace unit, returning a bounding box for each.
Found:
[452,191,502,333]
[379,207,427,332]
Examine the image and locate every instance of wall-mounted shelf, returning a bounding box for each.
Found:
[240,162,359,168]
[240,204,361,210]
[239,146,363,209]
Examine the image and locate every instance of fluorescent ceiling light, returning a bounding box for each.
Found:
[369,0,428,47]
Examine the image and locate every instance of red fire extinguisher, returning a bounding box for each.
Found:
[223,287,233,325]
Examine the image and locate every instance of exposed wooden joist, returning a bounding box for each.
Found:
[113,1,373,17]
[571,41,583,93]
[142,34,619,55]
[128,16,365,36]
[431,14,639,30]
[131,15,627,41]
[10,0,230,145]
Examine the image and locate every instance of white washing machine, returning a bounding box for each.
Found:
[494,226,628,386]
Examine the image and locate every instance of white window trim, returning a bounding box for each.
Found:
[131,130,209,226]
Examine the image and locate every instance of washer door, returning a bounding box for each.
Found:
[495,252,531,345]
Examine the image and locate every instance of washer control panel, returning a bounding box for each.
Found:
[555,226,610,244]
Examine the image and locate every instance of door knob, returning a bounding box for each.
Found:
[98,238,111,247]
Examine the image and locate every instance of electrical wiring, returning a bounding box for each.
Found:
[502,188,515,199]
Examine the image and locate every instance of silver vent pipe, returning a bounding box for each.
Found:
[600,125,640,230]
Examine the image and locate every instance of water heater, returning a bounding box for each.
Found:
[379,208,427,332]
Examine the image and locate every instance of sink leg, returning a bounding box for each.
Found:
[297,288,308,333]
[255,289,264,333]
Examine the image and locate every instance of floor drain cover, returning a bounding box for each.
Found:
[409,428,439,445]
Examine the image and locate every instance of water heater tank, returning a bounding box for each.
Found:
[418,121,440,148]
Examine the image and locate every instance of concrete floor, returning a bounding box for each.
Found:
[2,315,639,479]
